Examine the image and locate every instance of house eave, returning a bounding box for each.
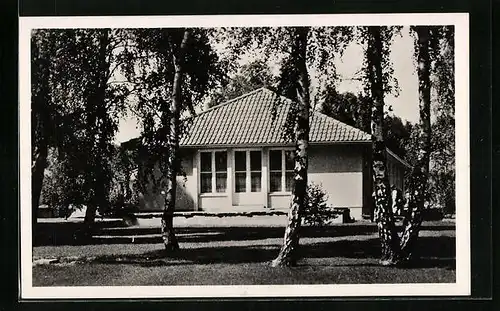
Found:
[179,140,372,149]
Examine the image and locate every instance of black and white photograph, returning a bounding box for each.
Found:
[19,13,470,298]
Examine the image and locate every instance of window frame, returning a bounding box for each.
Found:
[232,149,263,193]
[268,148,295,194]
[199,150,228,195]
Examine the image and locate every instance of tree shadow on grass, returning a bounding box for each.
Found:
[35,224,381,246]
[92,236,456,270]
[34,220,455,246]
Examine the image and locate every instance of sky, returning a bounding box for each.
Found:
[114,27,420,143]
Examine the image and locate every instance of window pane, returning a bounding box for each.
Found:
[235,172,246,192]
[201,173,212,193]
[269,150,282,170]
[251,172,261,192]
[215,151,227,172]
[285,172,294,192]
[216,172,227,193]
[235,151,246,171]
[250,151,261,171]
[285,150,295,171]
[270,172,282,192]
[200,152,211,172]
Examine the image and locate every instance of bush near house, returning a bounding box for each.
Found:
[302,182,342,226]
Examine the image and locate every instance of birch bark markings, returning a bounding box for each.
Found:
[400,26,432,260]
[160,29,191,251]
[366,26,400,265]
[272,27,310,267]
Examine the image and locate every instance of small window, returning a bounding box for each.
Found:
[270,149,295,192]
[234,150,262,193]
[270,171,282,192]
[235,151,246,171]
[285,150,295,171]
[200,151,227,194]
[215,151,227,193]
[200,152,212,172]
[235,151,246,192]
[269,150,282,171]
[284,150,295,192]
[270,150,283,192]
[250,151,262,192]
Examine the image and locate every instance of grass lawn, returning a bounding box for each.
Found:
[34,261,455,286]
[32,219,456,286]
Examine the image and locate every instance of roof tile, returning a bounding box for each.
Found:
[180,88,371,146]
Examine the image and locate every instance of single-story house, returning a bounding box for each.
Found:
[124,88,410,220]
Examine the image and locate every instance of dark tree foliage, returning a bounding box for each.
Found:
[207,59,278,107]
[31,30,56,226]
[33,29,131,231]
[318,86,412,161]
[319,87,372,133]
[384,114,413,159]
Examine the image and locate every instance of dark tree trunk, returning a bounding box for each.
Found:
[84,203,98,224]
[31,40,52,230]
[84,29,111,228]
[31,143,48,229]
[400,26,432,261]
[366,26,400,265]
[160,29,191,251]
[271,27,310,267]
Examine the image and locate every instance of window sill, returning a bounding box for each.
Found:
[200,193,228,198]
[269,192,292,196]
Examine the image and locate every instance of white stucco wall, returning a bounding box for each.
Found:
[136,144,369,220]
[267,144,366,220]
[307,144,365,220]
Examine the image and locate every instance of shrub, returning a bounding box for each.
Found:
[302,182,337,226]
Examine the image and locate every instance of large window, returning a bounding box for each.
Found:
[200,151,227,193]
[234,150,262,193]
[269,149,295,192]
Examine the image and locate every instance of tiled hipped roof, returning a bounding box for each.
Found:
[180,88,371,147]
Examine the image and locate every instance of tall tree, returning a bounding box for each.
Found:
[400,26,454,260]
[127,28,225,250]
[31,31,56,227]
[222,26,353,266]
[271,27,311,267]
[362,26,401,265]
[358,25,454,265]
[33,29,132,231]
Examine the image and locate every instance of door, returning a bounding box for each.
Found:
[232,150,265,207]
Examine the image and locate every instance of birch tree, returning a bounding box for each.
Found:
[361,26,402,265]
[359,25,454,265]
[125,28,226,251]
[400,26,454,261]
[221,26,353,266]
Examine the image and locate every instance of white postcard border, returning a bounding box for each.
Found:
[19,13,470,299]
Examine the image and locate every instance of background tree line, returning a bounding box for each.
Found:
[32,25,454,266]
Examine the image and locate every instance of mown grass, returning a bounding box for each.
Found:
[32,220,456,286]
[34,260,455,286]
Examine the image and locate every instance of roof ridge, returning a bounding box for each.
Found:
[195,87,267,117]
